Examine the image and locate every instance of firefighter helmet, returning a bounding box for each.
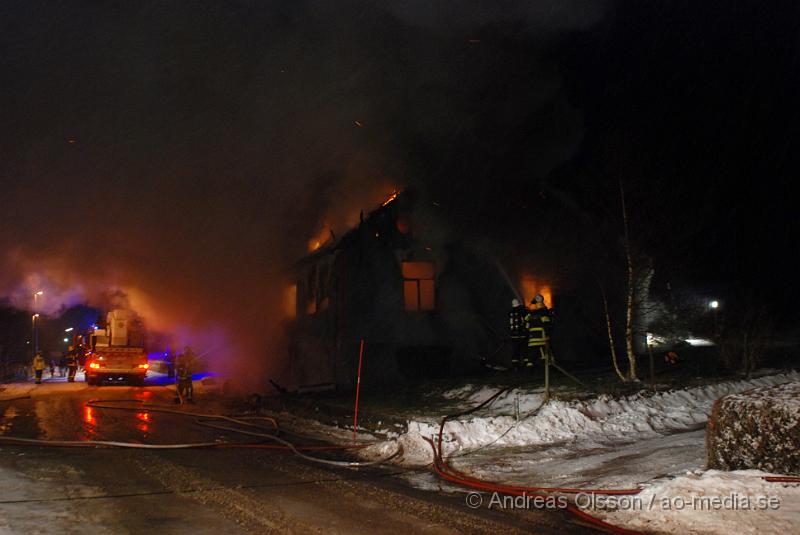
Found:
[511,298,520,307]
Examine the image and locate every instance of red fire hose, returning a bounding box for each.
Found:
[428,387,644,535]
[763,476,800,483]
[424,437,642,535]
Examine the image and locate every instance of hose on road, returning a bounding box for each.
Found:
[0,398,401,469]
[89,398,403,467]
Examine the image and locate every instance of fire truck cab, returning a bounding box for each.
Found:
[85,309,149,386]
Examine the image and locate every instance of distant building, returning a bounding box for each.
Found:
[286,189,520,391]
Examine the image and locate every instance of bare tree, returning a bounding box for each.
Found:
[620,178,639,381]
[716,301,772,379]
[600,283,626,381]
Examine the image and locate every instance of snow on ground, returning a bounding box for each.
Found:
[361,371,800,534]
[366,371,800,466]
[593,470,800,535]
[451,429,707,489]
[0,455,120,535]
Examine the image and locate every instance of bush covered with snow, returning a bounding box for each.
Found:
[707,381,800,475]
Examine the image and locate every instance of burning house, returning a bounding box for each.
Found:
[286,189,528,391]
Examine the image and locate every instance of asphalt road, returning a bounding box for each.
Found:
[0,377,596,534]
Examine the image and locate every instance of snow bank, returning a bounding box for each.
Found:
[377,372,800,465]
[594,470,800,535]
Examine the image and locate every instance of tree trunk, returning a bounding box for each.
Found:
[601,285,626,382]
[620,178,638,381]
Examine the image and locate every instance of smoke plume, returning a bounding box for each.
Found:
[0,1,599,389]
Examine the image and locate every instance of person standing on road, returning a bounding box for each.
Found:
[65,350,78,383]
[175,346,197,404]
[32,352,45,384]
[166,351,175,379]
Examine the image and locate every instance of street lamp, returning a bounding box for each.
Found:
[32,313,41,354]
[32,291,44,355]
[709,300,720,336]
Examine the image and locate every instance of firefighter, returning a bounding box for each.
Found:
[32,352,45,384]
[166,352,175,379]
[508,298,529,371]
[175,346,197,404]
[65,349,78,382]
[525,294,553,368]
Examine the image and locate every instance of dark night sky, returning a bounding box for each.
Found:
[1,1,799,377]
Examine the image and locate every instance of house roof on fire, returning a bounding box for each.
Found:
[293,188,416,269]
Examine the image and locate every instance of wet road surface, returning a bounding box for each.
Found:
[0,377,596,534]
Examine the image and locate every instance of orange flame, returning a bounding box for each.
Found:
[307,226,331,252]
[520,274,553,307]
[381,190,399,207]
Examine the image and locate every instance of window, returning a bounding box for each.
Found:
[284,284,297,319]
[402,261,435,311]
[305,265,318,315]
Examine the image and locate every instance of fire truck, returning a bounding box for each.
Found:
[85,309,149,386]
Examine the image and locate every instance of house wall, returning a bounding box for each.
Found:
[289,205,518,390]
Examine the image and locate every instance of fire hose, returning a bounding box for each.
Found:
[0,398,401,469]
[763,476,800,483]
[87,399,404,467]
[428,386,644,535]
[428,387,800,532]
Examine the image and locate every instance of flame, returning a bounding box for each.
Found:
[307,226,330,252]
[520,274,553,307]
[304,185,400,258]
[381,190,399,207]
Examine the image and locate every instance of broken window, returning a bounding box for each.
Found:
[402,261,435,311]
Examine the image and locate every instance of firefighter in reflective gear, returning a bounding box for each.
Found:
[175,346,197,404]
[525,294,553,367]
[508,298,529,371]
[65,350,78,382]
[32,352,45,384]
